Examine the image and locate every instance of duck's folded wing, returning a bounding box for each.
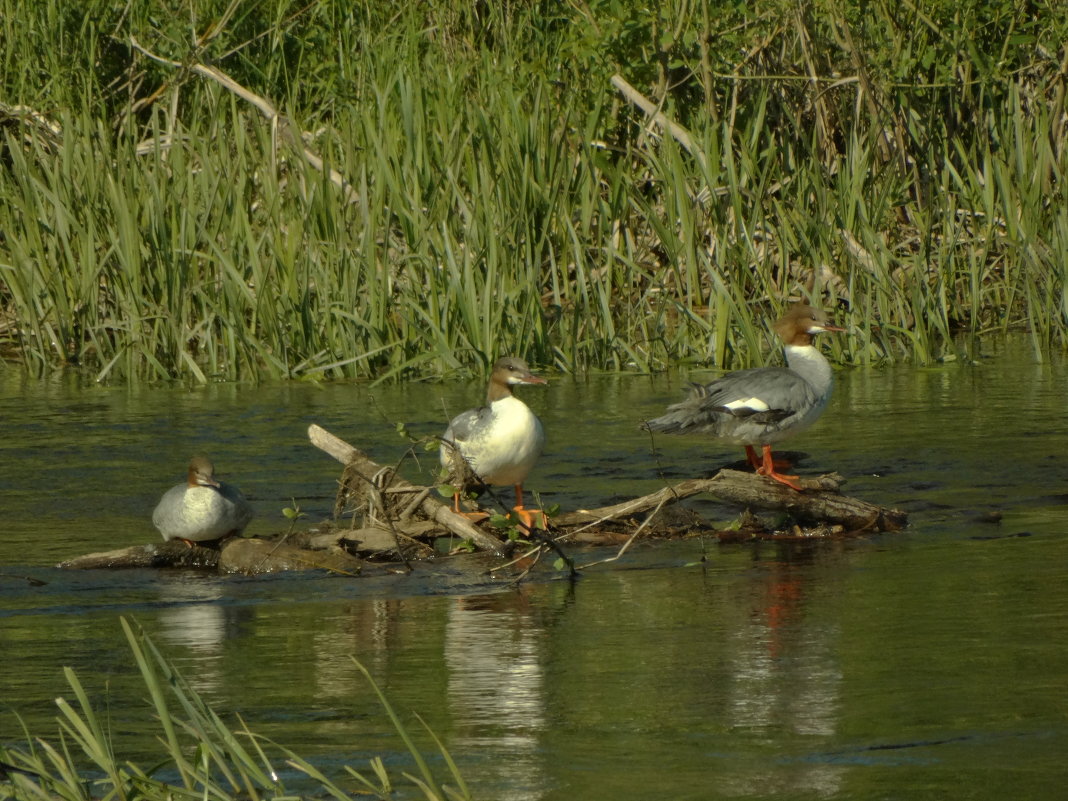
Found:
[443,406,490,443]
[646,367,818,432]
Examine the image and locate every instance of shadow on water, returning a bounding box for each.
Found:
[2,338,1067,799]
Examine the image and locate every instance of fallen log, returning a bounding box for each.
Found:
[555,470,906,533]
[57,425,906,572]
[310,424,906,540]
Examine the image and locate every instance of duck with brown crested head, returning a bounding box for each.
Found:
[152,456,254,544]
[644,304,845,490]
[440,357,547,528]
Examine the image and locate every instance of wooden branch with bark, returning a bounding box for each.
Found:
[308,424,505,554]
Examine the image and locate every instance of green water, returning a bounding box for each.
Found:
[1,339,1067,799]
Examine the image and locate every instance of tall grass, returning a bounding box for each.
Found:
[0,0,1065,382]
[0,618,470,801]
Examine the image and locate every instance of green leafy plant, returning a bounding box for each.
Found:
[0,618,471,801]
[1,0,1066,381]
[282,499,306,533]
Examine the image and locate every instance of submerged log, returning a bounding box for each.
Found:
[58,541,220,570]
[58,425,906,572]
[217,537,366,575]
[58,535,367,574]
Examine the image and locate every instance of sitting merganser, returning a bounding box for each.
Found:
[152,456,254,543]
[440,357,547,528]
[644,303,845,490]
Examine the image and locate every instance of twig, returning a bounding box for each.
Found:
[308,424,505,553]
[252,531,293,574]
[611,73,709,173]
[129,35,359,205]
[399,486,432,520]
[574,497,665,570]
[334,462,414,571]
[527,527,578,580]
[488,543,542,575]
[554,494,653,538]
[505,546,544,587]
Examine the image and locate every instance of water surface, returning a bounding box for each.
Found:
[1,339,1066,799]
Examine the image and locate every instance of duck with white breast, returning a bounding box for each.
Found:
[440,356,548,528]
[153,456,254,544]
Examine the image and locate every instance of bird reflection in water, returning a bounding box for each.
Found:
[445,591,549,801]
[719,545,844,798]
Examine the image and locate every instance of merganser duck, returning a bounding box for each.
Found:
[152,456,254,543]
[440,357,547,528]
[644,303,845,490]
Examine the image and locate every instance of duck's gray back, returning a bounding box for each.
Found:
[152,482,253,542]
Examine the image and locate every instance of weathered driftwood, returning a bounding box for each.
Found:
[555,470,906,533]
[308,423,504,554]
[58,425,906,572]
[310,423,905,539]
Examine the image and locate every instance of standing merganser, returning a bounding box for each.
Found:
[440,357,548,528]
[644,303,845,490]
[152,456,254,543]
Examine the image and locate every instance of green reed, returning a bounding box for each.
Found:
[0,0,1065,381]
[0,618,470,801]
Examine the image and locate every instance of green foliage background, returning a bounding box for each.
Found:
[1,0,1066,381]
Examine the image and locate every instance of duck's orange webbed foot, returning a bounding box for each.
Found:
[756,444,804,491]
[746,445,793,471]
[756,467,804,491]
[511,505,547,532]
[450,492,489,522]
[509,485,547,532]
